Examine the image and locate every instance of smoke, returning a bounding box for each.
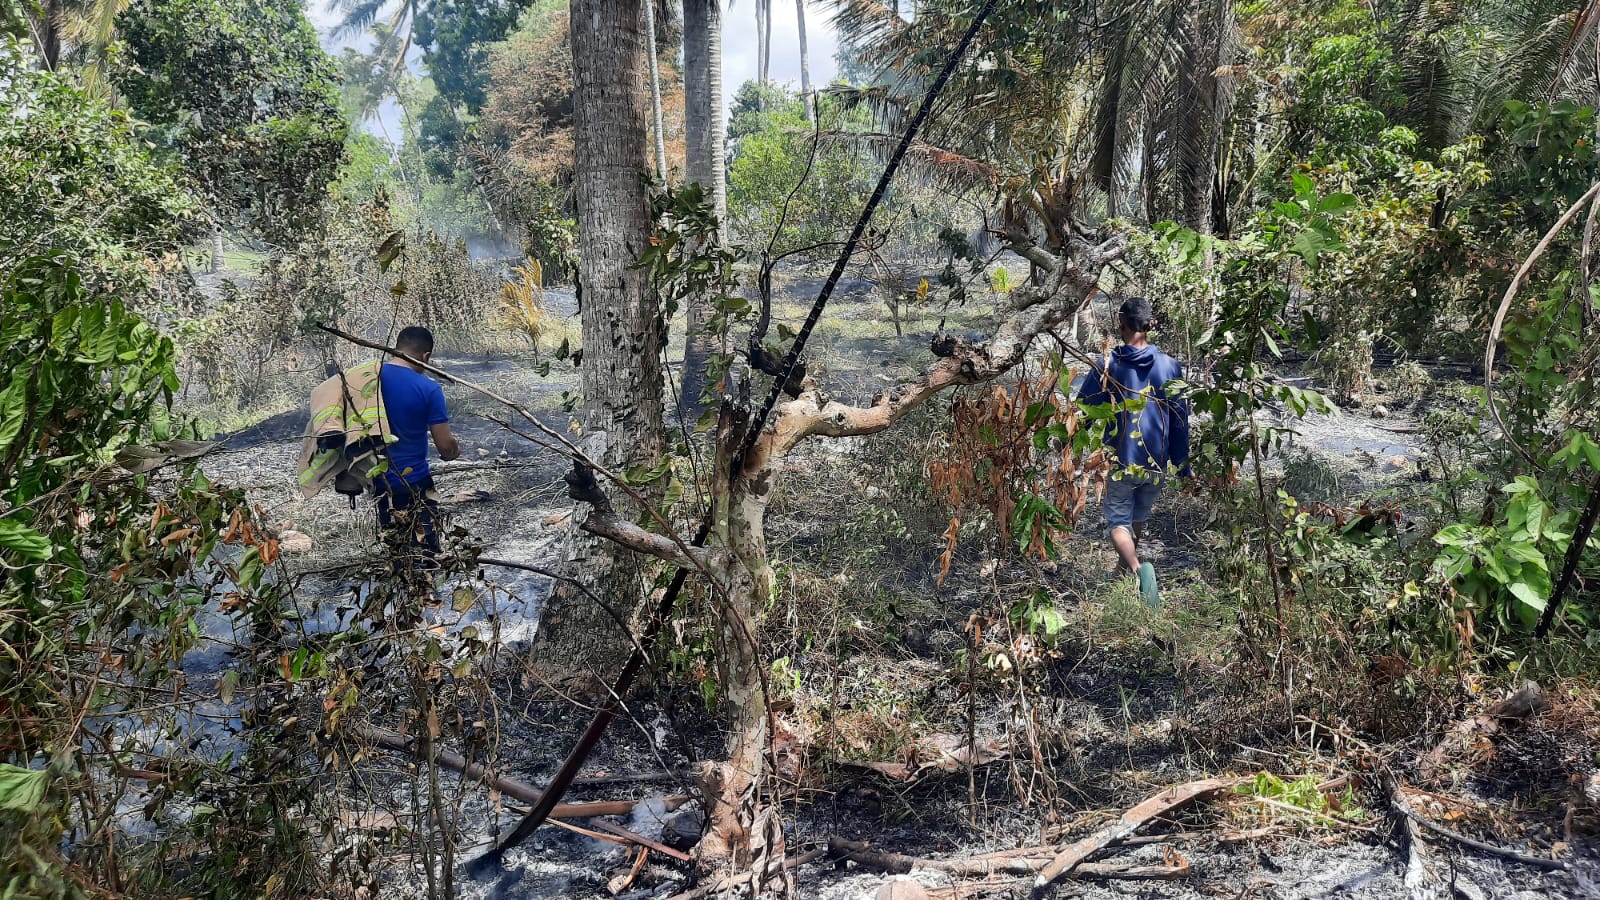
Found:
[464,231,520,261]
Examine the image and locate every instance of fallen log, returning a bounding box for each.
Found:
[353,725,689,821]
[1031,777,1239,893]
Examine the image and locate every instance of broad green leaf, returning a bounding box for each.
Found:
[0,765,49,812]
[0,520,52,561]
[1315,192,1359,215]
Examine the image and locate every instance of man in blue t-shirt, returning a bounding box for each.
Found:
[379,326,460,557]
[1077,297,1190,606]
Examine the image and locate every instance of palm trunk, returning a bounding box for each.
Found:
[761,0,773,86]
[37,0,62,70]
[796,0,814,125]
[1174,0,1237,235]
[644,0,669,180]
[680,0,728,418]
[210,228,224,274]
[531,0,664,687]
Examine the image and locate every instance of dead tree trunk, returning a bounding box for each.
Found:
[570,226,1123,868]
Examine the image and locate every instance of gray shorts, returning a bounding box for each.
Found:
[1103,471,1161,534]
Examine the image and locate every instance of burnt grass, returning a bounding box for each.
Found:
[203,270,1600,898]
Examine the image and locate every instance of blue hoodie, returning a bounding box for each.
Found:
[1077,344,1190,475]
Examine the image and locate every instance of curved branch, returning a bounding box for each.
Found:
[1484,181,1600,468]
[563,464,718,573]
[579,507,717,573]
[756,235,1121,463]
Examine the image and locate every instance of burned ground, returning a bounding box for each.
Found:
[194,267,1599,899]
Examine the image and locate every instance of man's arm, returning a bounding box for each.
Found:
[1076,364,1109,406]
[1163,363,1191,476]
[431,422,461,461]
[428,384,460,461]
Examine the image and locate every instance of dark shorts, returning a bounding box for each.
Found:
[377,475,441,558]
[1103,471,1161,534]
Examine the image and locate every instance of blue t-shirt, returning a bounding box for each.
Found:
[380,362,448,486]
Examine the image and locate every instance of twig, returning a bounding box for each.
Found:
[827,836,1191,880]
[1536,469,1600,637]
[351,724,688,824]
[475,556,654,665]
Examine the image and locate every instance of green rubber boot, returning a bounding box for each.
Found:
[1137,562,1159,609]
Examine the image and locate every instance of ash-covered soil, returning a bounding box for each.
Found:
[184,268,1597,899]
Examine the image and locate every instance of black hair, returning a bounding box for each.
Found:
[396,326,435,356]
[1117,297,1154,333]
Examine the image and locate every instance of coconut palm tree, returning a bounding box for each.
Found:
[644,0,669,178]
[530,0,666,680]
[680,0,728,414]
[824,0,1239,233]
[797,0,814,123]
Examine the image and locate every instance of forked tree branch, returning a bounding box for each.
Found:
[753,233,1123,466]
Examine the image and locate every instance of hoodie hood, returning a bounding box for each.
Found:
[1112,344,1156,374]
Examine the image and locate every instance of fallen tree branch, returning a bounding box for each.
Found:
[827,836,1191,881]
[1391,789,1568,872]
[1031,777,1239,893]
[353,725,689,824]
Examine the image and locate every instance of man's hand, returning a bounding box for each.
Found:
[431,423,461,461]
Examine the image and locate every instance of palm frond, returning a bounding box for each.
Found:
[330,0,394,41]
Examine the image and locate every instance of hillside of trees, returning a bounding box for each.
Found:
[2,1,1599,898]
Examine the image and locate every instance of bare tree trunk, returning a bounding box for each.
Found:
[693,411,777,869]
[762,0,773,85]
[210,228,225,274]
[796,0,814,125]
[644,0,669,180]
[530,0,665,688]
[679,0,728,418]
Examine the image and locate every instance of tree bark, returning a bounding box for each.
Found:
[210,228,225,274]
[679,0,729,418]
[1174,0,1237,235]
[690,407,779,870]
[644,0,669,180]
[796,0,814,125]
[36,0,62,70]
[530,0,665,689]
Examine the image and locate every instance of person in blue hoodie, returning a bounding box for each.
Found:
[1076,297,1190,605]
